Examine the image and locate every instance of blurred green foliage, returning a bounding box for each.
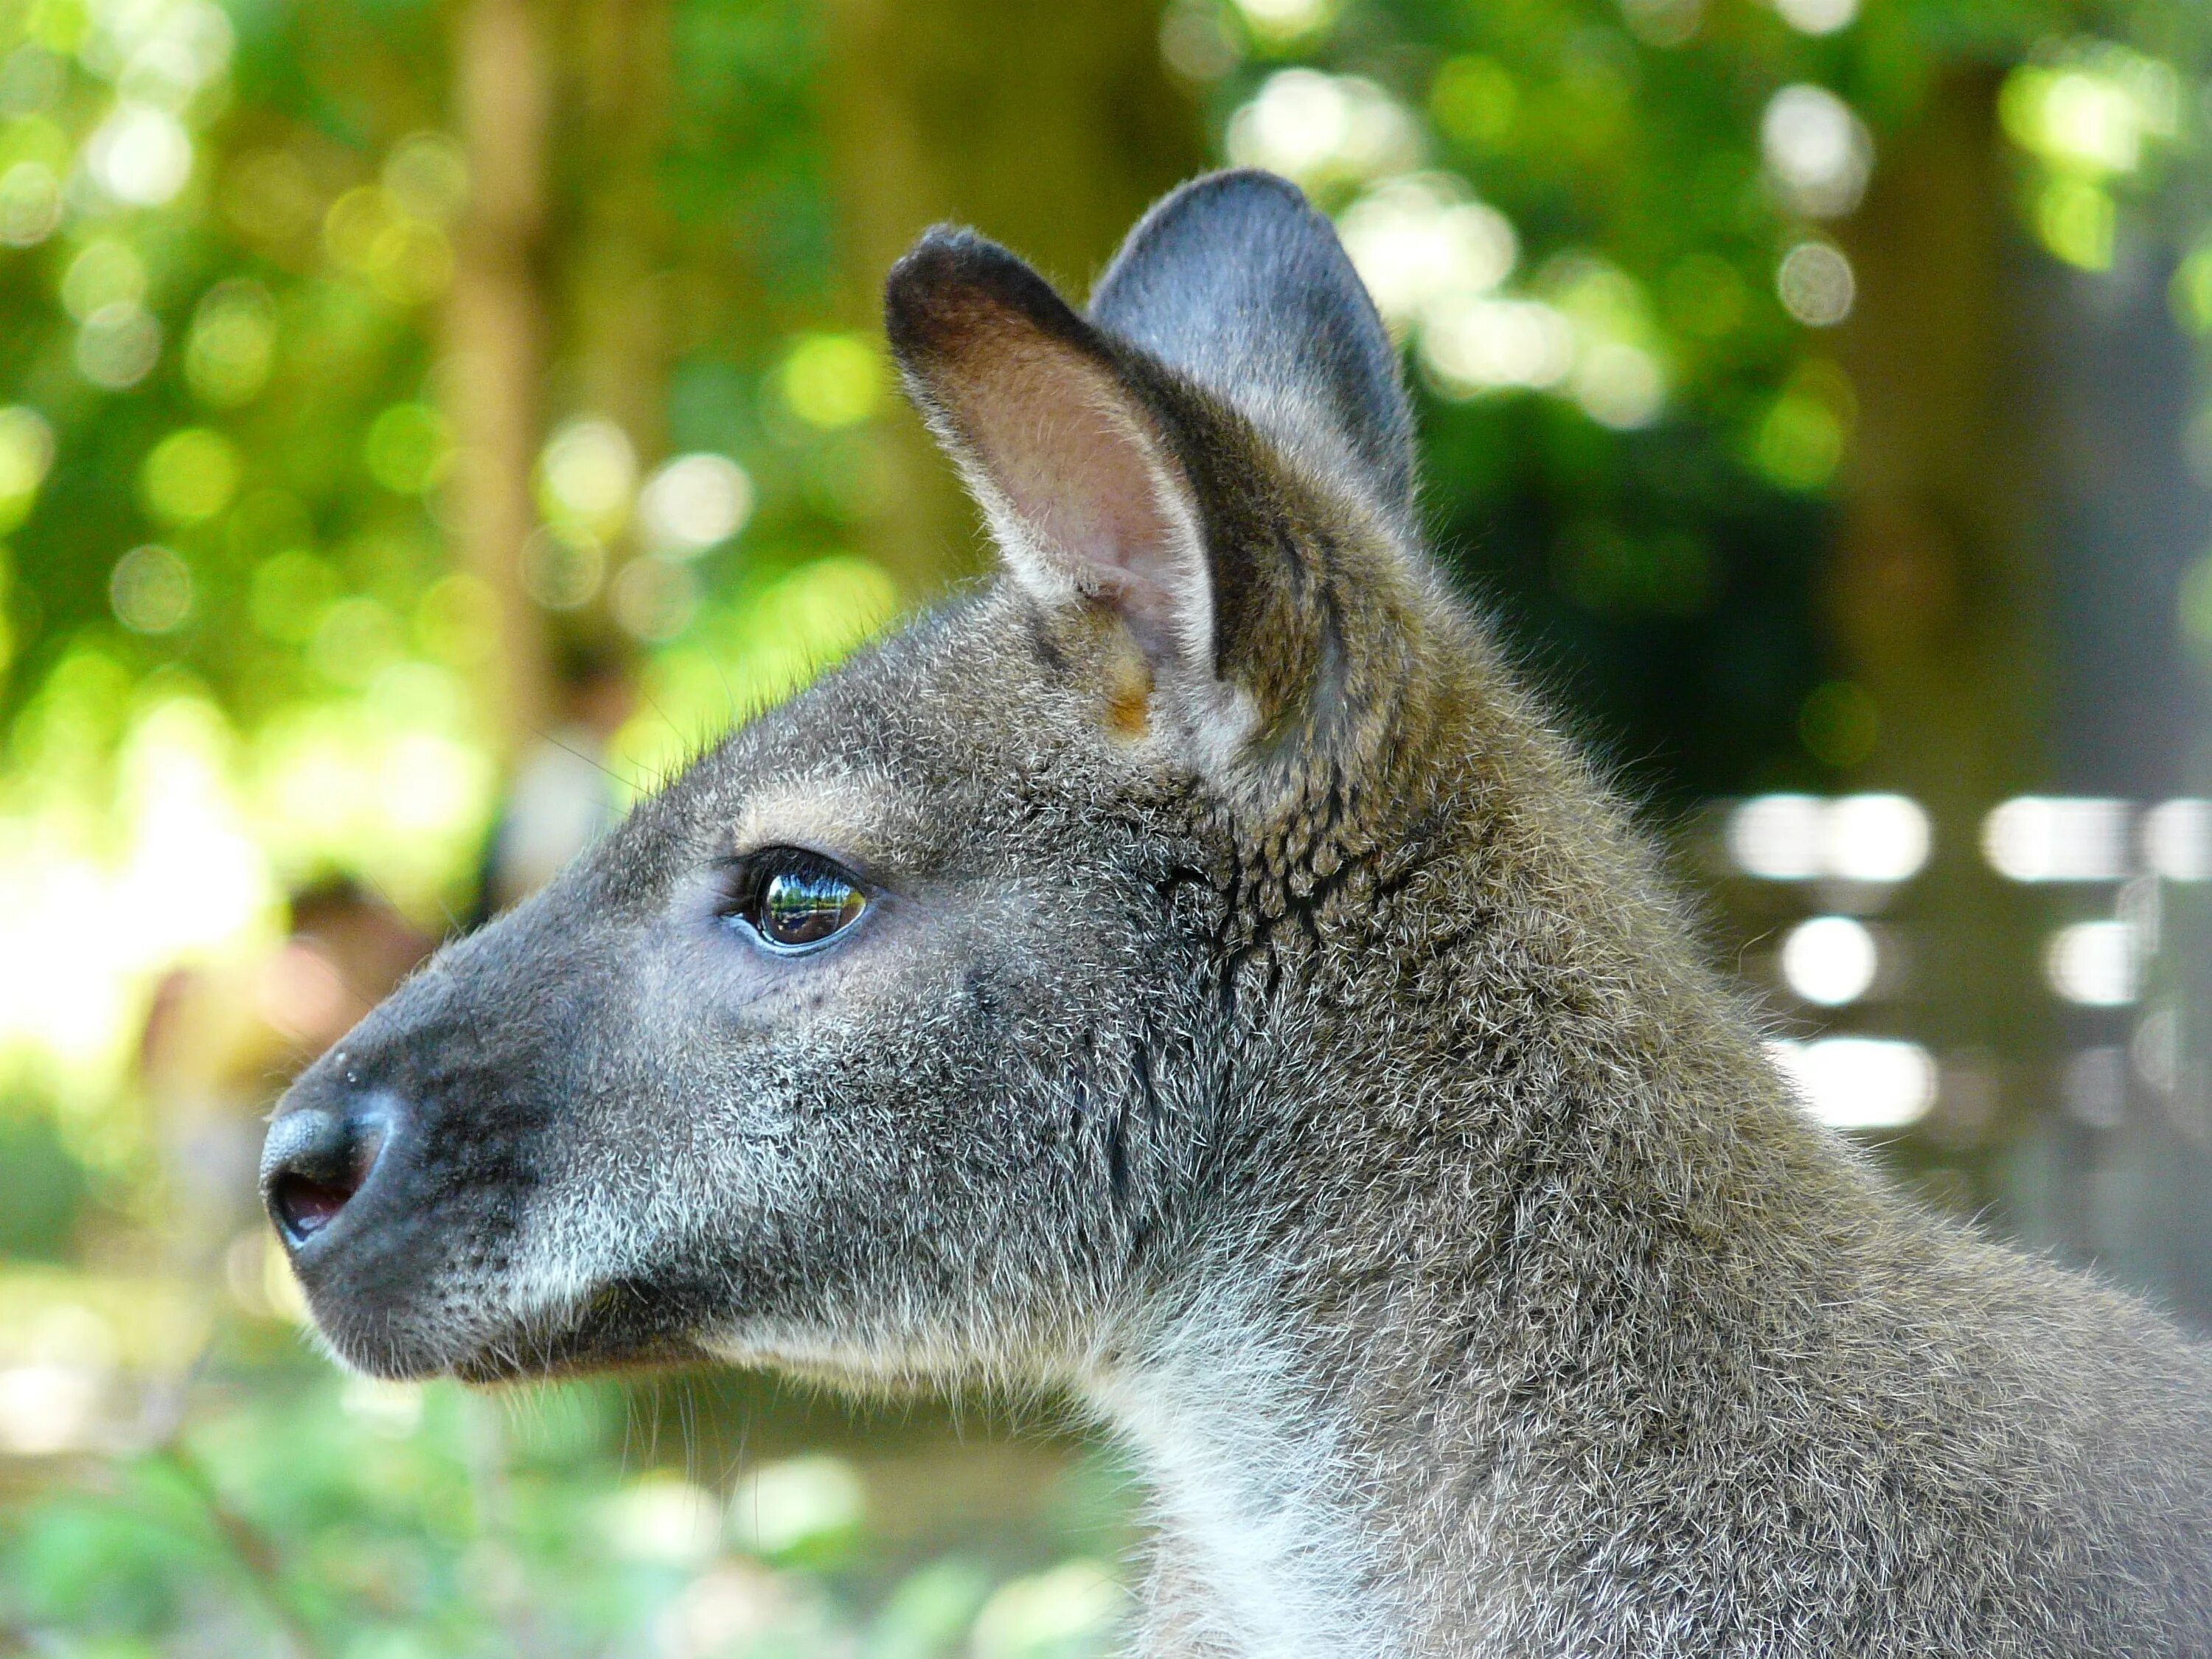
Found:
[2,1363,1134,1655]
[1180,0,2210,799]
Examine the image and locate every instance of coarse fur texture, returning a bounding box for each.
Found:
[265,170,2212,1656]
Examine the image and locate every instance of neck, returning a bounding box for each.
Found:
[1090,1076,1871,1657]
[1085,1282,1411,1659]
[1072,594,1916,1653]
[1085,686,1893,1654]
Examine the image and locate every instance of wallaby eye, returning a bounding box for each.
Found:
[725,849,868,954]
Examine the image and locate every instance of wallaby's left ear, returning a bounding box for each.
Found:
[885,227,1229,703]
[885,184,1419,782]
[1091,170,1414,530]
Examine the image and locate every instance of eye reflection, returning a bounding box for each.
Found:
[728,849,869,954]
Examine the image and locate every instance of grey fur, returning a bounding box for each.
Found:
[266,170,2212,1656]
[1091,170,1416,528]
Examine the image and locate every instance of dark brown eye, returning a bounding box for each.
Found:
[731,851,868,953]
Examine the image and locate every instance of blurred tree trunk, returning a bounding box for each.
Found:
[446,0,555,754]
[563,0,672,465]
[821,0,1205,594]
[1831,72,2052,1152]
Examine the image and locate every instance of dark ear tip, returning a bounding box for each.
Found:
[884,225,1093,364]
[883,226,996,354]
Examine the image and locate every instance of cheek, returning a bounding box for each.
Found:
[648,871,1159,1184]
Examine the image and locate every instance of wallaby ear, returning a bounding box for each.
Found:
[885,228,1220,690]
[1089,170,1414,527]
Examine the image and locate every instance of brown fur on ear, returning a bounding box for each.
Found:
[886,224,1432,799]
[886,229,1215,684]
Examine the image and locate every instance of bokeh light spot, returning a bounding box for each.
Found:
[184,279,276,408]
[1773,0,1858,35]
[1983,796,2133,883]
[611,556,700,643]
[87,103,192,206]
[2171,246,2212,337]
[778,335,881,431]
[381,131,469,225]
[1337,173,1516,331]
[520,528,605,611]
[141,428,242,526]
[1769,1037,1936,1130]
[320,181,456,302]
[604,1475,723,1568]
[1429,55,1517,150]
[1762,86,1872,219]
[1776,240,1854,327]
[1572,340,1665,430]
[537,417,637,535]
[1781,914,1879,1006]
[2003,60,2170,181]
[109,545,192,634]
[2046,920,2140,1006]
[1230,0,1335,45]
[2143,799,2212,883]
[1159,0,1240,83]
[2035,178,2115,271]
[1621,0,1703,50]
[1825,793,1931,883]
[0,406,55,533]
[1419,296,1573,395]
[0,46,65,119]
[0,161,60,246]
[970,1560,1123,1659]
[1798,679,1877,767]
[728,1455,866,1559]
[414,573,500,666]
[323,186,392,274]
[223,148,321,245]
[1753,361,1855,490]
[364,403,455,495]
[1226,69,1419,188]
[310,597,403,688]
[368,218,453,305]
[75,302,161,390]
[1726,793,1932,884]
[61,239,147,322]
[639,452,754,556]
[379,729,489,838]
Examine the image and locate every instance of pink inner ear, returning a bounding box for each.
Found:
[951,335,1198,655]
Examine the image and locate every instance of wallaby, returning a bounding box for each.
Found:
[262,170,2212,1655]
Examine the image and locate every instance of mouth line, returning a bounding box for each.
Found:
[445,1320,714,1384]
[335,1281,719,1385]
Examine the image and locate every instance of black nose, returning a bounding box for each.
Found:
[261,1093,400,1249]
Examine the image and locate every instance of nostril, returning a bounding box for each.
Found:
[262,1100,394,1249]
[271,1170,360,1242]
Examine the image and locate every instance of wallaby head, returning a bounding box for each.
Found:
[265,172,2212,1655]
[261,170,1474,1385]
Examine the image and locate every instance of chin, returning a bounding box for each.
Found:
[307,1284,718,1386]
[697,1320,1012,1395]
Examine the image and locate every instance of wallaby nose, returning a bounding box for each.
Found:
[261,1092,400,1250]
